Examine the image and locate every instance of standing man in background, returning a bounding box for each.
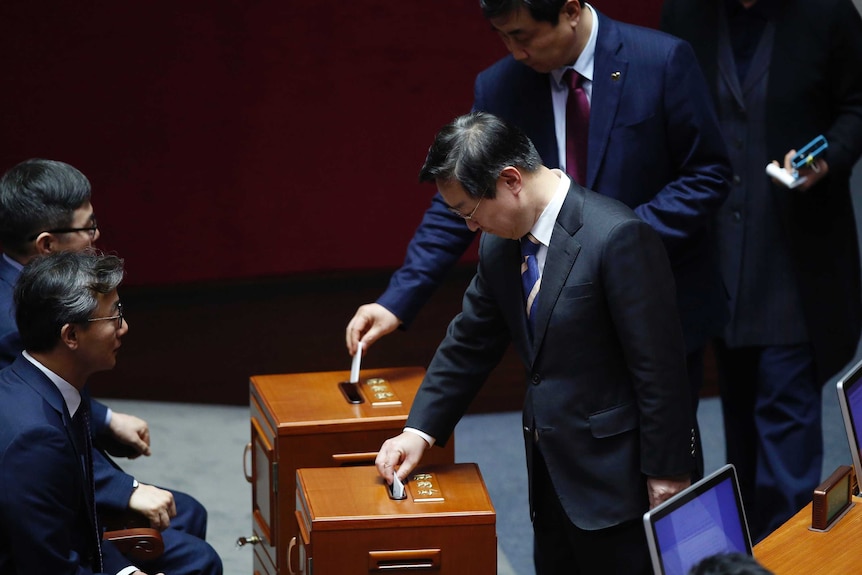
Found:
[347,0,731,479]
[661,0,862,540]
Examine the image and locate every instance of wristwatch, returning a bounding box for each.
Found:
[132,479,139,490]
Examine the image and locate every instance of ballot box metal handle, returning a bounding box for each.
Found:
[368,549,442,571]
[287,536,298,575]
[243,442,253,483]
[330,451,378,466]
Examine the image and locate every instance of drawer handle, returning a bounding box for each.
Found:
[287,536,298,575]
[243,442,253,483]
[368,549,441,571]
[331,452,378,466]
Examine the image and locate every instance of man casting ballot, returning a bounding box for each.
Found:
[375,112,695,575]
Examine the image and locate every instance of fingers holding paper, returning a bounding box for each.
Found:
[375,431,429,485]
[346,303,401,355]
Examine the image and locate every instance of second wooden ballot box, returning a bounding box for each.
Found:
[247,367,455,575]
[294,463,496,575]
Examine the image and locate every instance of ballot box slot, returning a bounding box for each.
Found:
[368,549,441,571]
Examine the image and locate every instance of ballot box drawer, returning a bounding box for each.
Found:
[248,367,456,574]
[294,463,496,575]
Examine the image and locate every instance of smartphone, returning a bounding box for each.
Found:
[791,135,828,170]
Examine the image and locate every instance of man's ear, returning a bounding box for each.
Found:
[562,0,582,26]
[60,323,80,351]
[33,233,56,255]
[499,166,524,196]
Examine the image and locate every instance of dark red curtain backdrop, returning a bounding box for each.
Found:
[0,1,662,286]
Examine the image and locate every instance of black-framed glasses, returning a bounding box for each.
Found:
[27,218,98,241]
[87,301,124,329]
[446,195,484,221]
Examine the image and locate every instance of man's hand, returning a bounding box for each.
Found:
[128,483,177,531]
[646,475,691,509]
[133,571,164,575]
[108,412,151,458]
[782,148,830,191]
[346,303,401,355]
[375,432,430,485]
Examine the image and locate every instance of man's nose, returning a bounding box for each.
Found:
[466,220,481,233]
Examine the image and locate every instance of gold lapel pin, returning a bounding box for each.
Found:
[611,71,621,81]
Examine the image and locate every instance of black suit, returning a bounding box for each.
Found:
[407,180,693,573]
[661,0,862,539]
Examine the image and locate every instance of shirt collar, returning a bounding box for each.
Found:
[551,3,598,87]
[528,171,570,247]
[22,350,82,417]
[2,253,24,272]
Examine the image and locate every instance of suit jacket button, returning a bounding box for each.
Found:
[531,374,541,385]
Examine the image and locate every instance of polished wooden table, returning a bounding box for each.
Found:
[754,496,862,573]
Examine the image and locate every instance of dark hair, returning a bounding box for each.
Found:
[418,112,542,199]
[688,553,774,575]
[0,159,92,255]
[14,250,124,352]
[480,0,579,25]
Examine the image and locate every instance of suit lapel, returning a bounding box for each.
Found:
[588,15,627,191]
[530,184,584,363]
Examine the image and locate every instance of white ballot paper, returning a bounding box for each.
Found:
[765,162,807,189]
[350,341,363,383]
[391,472,405,499]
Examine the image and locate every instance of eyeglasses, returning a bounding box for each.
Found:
[446,196,484,221]
[87,302,124,329]
[27,218,99,241]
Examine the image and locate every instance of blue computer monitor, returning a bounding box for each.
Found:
[643,464,753,575]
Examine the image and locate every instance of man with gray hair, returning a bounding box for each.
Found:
[0,159,221,575]
[376,112,694,574]
[0,250,157,574]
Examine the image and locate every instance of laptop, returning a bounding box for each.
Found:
[643,464,753,575]
[836,357,862,495]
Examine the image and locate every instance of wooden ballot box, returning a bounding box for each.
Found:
[247,367,456,575]
[294,463,496,575]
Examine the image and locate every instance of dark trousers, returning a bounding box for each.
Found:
[713,340,821,542]
[531,449,652,575]
[138,489,223,575]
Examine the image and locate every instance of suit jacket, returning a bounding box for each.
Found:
[378,10,731,352]
[407,183,694,530]
[0,355,128,574]
[0,257,21,368]
[661,0,862,382]
[0,255,135,511]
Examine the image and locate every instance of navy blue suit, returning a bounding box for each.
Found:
[378,11,731,356]
[0,256,221,575]
[0,355,130,575]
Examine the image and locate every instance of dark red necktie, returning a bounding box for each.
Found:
[565,69,590,186]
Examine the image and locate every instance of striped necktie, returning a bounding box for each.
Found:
[521,234,541,328]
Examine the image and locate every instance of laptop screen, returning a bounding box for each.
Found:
[836,357,862,494]
[643,464,752,575]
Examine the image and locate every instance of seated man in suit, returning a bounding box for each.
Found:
[0,159,221,575]
[0,250,158,574]
[376,112,695,575]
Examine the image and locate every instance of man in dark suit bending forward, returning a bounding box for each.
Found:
[375,112,695,575]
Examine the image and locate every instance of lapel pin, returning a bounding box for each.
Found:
[611,71,621,81]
